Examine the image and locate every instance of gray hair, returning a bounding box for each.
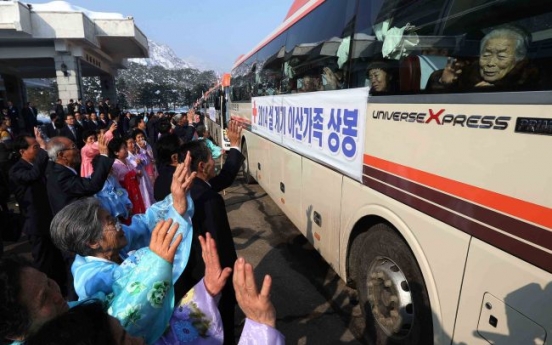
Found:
[50,198,104,256]
[46,137,67,161]
[480,26,529,62]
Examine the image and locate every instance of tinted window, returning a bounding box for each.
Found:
[231,54,257,102]
[282,0,357,93]
[256,34,287,96]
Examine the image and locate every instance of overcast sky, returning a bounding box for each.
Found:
[31,0,293,72]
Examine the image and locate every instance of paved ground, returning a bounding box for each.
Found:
[225,177,366,344]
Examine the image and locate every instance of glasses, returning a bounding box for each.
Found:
[104,216,122,232]
[60,144,78,151]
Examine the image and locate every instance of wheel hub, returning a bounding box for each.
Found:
[367,257,414,338]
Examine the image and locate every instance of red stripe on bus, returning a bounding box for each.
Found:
[364,154,552,230]
[362,176,552,274]
[363,165,552,251]
[233,0,326,68]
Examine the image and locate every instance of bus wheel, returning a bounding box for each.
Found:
[241,141,256,184]
[353,224,433,344]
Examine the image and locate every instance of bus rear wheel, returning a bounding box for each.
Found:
[241,141,256,184]
[353,224,433,345]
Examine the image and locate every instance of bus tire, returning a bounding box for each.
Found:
[353,224,433,345]
[241,141,256,184]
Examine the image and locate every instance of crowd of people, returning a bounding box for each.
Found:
[0,98,283,344]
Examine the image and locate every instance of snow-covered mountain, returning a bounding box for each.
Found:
[130,40,195,70]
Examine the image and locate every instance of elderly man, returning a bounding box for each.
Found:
[46,134,113,215]
[46,134,114,300]
[431,25,538,90]
[177,120,245,344]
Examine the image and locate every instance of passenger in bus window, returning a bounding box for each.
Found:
[322,67,344,90]
[367,60,398,94]
[428,26,539,91]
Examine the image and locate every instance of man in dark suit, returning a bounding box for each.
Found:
[45,134,113,300]
[173,114,196,143]
[21,102,38,135]
[153,133,181,201]
[177,120,244,344]
[46,135,113,215]
[66,99,75,116]
[74,111,87,131]
[9,132,66,292]
[43,113,63,140]
[7,100,23,135]
[55,99,65,119]
[60,114,83,149]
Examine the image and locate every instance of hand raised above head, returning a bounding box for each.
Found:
[199,232,232,296]
[171,151,196,215]
[226,120,242,147]
[149,219,182,264]
[233,257,276,328]
[34,127,46,149]
[98,133,109,155]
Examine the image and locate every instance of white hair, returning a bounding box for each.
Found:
[480,26,529,62]
[46,137,66,161]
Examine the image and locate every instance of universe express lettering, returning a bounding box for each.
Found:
[372,109,511,130]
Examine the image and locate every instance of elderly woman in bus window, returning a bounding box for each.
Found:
[431,26,539,90]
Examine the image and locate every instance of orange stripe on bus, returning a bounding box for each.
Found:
[364,154,552,230]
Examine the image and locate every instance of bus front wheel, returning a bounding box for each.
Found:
[353,224,433,344]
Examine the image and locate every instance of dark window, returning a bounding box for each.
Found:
[281,0,357,93]
[256,33,287,96]
[231,54,257,102]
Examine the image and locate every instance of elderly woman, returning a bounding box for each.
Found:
[50,159,197,344]
[0,237,285,345]
[430,25,538,90]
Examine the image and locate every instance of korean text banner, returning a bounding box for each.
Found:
[251,88,369,181]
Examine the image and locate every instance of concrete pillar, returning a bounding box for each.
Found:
[54,55,82,103]
[100,74,117,103]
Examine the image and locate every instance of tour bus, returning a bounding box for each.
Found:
[200,80,232,151]
[228,0,552,343]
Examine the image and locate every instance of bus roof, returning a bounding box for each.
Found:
[232,0,325,70]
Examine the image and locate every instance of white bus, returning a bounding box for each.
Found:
[228,0,552,343]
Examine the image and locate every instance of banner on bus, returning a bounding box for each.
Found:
[252,87,369,181]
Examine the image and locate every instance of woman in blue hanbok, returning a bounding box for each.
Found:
[50,159,228,344]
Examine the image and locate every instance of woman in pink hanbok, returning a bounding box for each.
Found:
[126,133,154,209]
[80,123,115,177]
[132,129,158,184]
[107,137,145,218]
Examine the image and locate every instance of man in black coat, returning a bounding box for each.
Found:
[43,113,63,140]
[45,134,113,300]
[55,99,65,119]
[21,102,38,135]
[7,100,23,135]
[60,113,83,149]
[177,120,244,344]
[153,133,182,201]
[9,132,66,292]
[46,135,113,215]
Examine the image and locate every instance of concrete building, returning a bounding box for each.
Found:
[0,0,148,109]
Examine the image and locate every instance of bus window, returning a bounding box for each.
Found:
[281,0,356,93]
[231,54,257,102]
[425,0,552,92]
[256,33,286,96]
